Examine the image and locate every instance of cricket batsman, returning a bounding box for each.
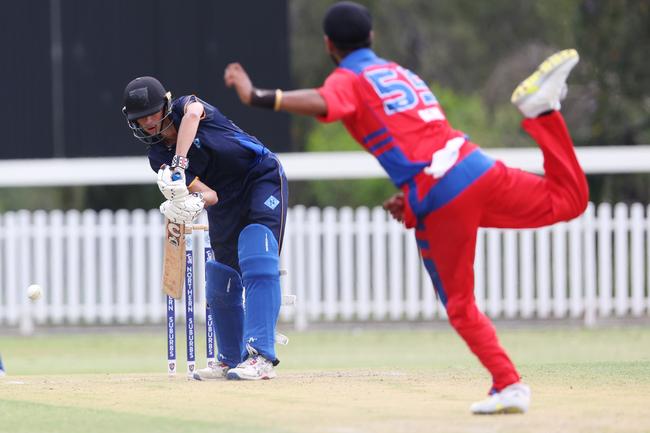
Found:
[122,76,288,380]
[223,1,588,413]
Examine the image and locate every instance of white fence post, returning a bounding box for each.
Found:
[18,211,32,334]
[65,210,82,324]
[536,227,551,319]
[630,203,644,317]
[33,210,48,324]
[115,210,130,323]
[50,210,65,324]
[520,230,535,319]
[355,207,371,321]
[340,207,354,321]
[82,210,98,324]
[569,218,583,318]
[322,207,337,321]
[4,213,17,325]
[307,207,322,322]
[387,218,403,321]
[597,203,613,318]
[98,209,113,324]
[290,206,308,331]
[503,230,518,319]
[552,222,568,318]
[487,230,501,318]
[147,209,163,323]
[132,209,147,324]
[583,203,597,327]
[647,204,650,315]
[614,203,629,317]
[371,207,387,320]
[404,230,420,320]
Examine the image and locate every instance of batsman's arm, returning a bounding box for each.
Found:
[224,62,327,117]
[171,101,204,168]
[188,178,218,207]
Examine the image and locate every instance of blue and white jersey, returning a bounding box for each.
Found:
[147,95,271,198]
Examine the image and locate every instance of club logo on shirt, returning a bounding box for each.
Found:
[264,195,280,210]
[193,138,201,148]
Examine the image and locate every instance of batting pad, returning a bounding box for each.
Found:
[205,260,244,367]
[238,224,281,363]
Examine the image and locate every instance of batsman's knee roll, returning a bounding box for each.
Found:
[238,223,280,279]
[205,260,243,307]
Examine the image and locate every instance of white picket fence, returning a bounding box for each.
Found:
[1,203,649,331]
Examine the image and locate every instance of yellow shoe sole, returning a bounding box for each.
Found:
[511,49,578,103]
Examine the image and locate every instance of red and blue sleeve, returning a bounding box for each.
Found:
[316,69,358,123]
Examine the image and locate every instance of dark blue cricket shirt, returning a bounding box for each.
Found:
[147,95,272,198]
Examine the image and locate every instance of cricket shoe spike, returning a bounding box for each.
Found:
[470,382,531,415]
[192,362,230,381]
[511,49,579,118]
[226,345,276,380]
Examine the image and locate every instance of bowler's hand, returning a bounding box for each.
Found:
[383,192,405,223]
[224,63,253,105]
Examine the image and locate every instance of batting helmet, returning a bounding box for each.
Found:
[122,76,174,145]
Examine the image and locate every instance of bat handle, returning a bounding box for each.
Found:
[184,224,209,233]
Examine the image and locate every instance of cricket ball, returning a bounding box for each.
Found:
[27,284,43,301]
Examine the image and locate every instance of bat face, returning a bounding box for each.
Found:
[162,219,186,299]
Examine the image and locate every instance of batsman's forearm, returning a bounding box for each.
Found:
[201,190,218,207]
[189,179,218,207]
[174,112,201,157]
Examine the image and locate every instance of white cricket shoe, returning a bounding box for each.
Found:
[226,346,276,380]
[470,382,531,415]
[192,362,230,381]
[511,49,579,118]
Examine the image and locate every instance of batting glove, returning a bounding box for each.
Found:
[157,166,189,201]
[159,193,205,224]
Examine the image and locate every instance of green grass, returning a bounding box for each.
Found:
[1,325,650,433]
[5,325,649,373]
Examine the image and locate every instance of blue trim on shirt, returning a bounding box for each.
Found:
[363,128,388,144]
[377,148,430,187]
[368,137,393,153]
[339,48,388,74]
[409,149,495,217]
[232,132,268,157]
[416,239,430,250]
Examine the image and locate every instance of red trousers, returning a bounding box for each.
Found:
[415,112,588,391]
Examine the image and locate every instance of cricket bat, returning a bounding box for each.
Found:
[162,219,186,299]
